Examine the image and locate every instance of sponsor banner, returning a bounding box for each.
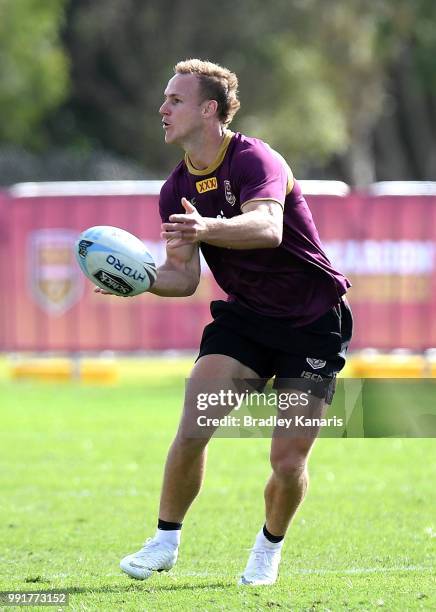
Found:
[1,189,435,351]
[0,193,8,348]
[307,193,436,350]
[2,193,224,351]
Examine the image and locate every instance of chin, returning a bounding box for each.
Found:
[165,132,177,145]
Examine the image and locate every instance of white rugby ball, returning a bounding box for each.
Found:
[75,226,157,296]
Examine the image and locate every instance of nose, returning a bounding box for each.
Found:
[159,101,169,116]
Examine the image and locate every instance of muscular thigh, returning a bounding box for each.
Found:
[178,354,261,439]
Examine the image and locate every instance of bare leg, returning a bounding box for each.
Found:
[158,434,208,523]
[159,354,260,522]
[264,440,311,535]
[265,395,326,536]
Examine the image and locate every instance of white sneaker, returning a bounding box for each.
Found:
[120,538,178,580]
[239,546,281,586]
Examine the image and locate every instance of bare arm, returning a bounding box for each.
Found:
[161,198,283,250]
[149,240,200,297]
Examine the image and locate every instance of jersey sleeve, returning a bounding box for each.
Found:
[158,176,182,223]
[234,143,290,209]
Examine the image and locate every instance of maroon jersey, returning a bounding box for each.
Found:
[159,131,350,325]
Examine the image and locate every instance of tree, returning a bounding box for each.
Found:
[59,0,350,176]
[0,0,69,148]
[373,0,436,180]
[13,0,436,183]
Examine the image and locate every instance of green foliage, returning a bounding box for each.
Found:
[376,0,436,88]
[0,0,69,148]
[63,0,353,174]
[0,0,435,180]
[239,38,348,169]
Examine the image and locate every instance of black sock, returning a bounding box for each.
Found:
[158,518,182,531]
[263,524,284,543]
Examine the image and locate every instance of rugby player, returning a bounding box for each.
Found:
[114,59,353,585]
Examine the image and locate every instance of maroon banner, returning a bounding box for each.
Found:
[3,187,225,351]
[0,192,9,349]
[307,191,436,350]
[1,182,436,352]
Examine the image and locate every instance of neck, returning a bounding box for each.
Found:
[184,126,226,170]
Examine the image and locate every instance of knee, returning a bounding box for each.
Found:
[270,444,311,482]
[173,431,208,456]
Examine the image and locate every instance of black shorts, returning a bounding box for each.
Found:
[196,298,353,404]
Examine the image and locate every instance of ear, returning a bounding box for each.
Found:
[202,99,218,118]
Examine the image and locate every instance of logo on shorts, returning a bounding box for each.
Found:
[224,180,236,206]
[196,177,218,194]
[306,358,327,370]
[301,371,323,381]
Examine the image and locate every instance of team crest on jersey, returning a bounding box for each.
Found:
[224,180,236,206]
[29,229,83,315]
[196,177,218,194]
[306,357,327,370]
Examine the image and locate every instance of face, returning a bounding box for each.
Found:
[159,73,205,145]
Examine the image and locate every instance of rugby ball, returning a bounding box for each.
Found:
[75,226,157,296]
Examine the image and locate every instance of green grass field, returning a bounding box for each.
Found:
[0,357,434,611]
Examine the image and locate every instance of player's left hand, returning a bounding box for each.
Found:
[161,198,208,246]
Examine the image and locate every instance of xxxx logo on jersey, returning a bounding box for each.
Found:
[196,177,218,194]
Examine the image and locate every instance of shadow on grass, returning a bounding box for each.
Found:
[66,581,232,594]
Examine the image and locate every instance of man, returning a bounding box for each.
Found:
[113,59,352,585]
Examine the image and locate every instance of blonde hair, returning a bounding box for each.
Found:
[174,59,240,126]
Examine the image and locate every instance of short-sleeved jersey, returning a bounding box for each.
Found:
[159,131,350,326]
